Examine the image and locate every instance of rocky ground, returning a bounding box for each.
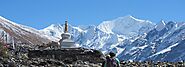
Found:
[0,43,104,67]
[1,56,185,67]
[1,44,185,67]
[0,57,102,67]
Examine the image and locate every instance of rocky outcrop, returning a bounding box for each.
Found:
[28,48,105,64]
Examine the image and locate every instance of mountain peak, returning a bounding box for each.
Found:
[117,15,147,22]
[155,20,166,31]
[0,16,7,20]
[0,16,13,24]
[123,15,134,18]
[98,15,155,36]
[42,24,63,31]
[123,15,136,19]
[0,16,14,23]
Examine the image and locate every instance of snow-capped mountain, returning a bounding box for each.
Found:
[0,16,51,45]
[117,21,185,62]
[39,15,155,51]
[0,15,184,62]
[97,15,154,36]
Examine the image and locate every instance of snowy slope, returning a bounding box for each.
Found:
[117,21,185,62]
[0,16,51,45]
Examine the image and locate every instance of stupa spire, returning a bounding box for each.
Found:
[64,20,68,33]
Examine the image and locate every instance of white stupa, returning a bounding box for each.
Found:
[59,20,75,48]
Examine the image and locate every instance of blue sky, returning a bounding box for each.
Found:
[0,0,184,29]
